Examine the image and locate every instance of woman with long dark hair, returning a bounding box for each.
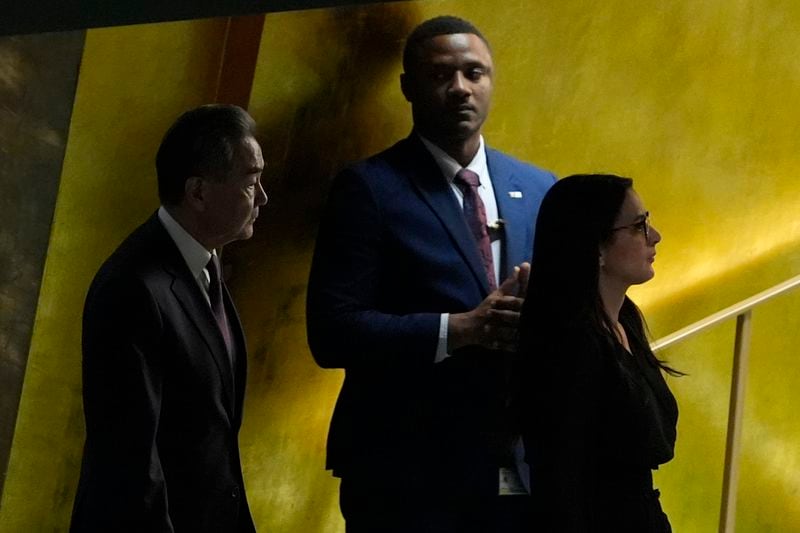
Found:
[515,174,679,531]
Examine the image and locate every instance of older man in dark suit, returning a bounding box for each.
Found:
[307,16,556,533]
[71,105,267,532]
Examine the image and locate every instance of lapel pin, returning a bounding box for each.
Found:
[508,191,523,198]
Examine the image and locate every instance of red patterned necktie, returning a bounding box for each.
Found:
[206,255,234,361]
[454,168,497,292]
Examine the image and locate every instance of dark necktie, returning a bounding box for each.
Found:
[454,168,497,292]
[206,255,234,361]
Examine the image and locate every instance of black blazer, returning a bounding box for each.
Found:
[307,134,556,495]
[71,213,255,532]
[518,322,678,531]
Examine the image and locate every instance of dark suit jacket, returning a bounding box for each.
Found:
[519,323,678,531]
[71,213,255,533]
[306,134,556,497]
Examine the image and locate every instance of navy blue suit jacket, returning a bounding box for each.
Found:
[307,134,555,495]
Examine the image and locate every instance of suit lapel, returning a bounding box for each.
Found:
[487,149,527,276]
[401,136,491,295]
[222,282,247,425]
[170,276,236,416]
[149,216,236,421]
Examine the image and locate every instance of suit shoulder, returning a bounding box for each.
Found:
[487,147,557,185]
[102,219,163,268]
[331,138,421,202]
[89,218,171,295]
[340,139,411,179]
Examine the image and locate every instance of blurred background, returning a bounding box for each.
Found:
[0,0,798,531]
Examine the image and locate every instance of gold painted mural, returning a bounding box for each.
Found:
[1,1,798,531]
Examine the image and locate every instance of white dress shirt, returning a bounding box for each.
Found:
[418,135,501,364]
[157,206,217,304]
[418,136,528,496]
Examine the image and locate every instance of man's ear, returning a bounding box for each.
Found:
[598,248,606,268]
[400,72,413,103]
[184,176,206,211]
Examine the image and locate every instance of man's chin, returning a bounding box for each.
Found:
[229,224,255,244]
[446,124,481,143]
[419,118,479,141]
[240,225,255,241]
[452,117,483,136]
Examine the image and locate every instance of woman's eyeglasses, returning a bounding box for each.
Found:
[611,211,650,240]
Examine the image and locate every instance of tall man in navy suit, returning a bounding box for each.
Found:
[307,16,556,533]
[71,105,267,532]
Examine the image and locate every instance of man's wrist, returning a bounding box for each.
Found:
[435,314,451,363]
[447,311,474,352]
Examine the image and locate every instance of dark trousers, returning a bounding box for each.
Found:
[339,471,531,533]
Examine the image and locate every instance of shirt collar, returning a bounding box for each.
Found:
[157,206,214,280]
[417,133,488,185]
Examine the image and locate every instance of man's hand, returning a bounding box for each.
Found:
[514,261,531,298]
[448,262,530,352]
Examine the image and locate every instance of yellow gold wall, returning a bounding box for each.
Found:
[2,1,799,532]
[239,2,800,531]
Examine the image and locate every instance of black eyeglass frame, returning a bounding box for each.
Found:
[611,211,650,240]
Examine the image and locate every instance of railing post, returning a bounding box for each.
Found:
[719,310,753,533]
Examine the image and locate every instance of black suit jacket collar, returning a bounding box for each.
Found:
[143,213,241,422]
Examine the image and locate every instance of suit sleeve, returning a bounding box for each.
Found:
[77,276,173,532]
[306,168,441,370]
[519,332,603,531]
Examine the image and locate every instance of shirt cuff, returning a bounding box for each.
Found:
[435,313,451,363]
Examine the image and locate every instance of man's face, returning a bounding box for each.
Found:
[402,33,494,145]
[201,135,267,248]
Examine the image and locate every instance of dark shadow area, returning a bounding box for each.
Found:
[0,30,85,495]
[0,0,406,36]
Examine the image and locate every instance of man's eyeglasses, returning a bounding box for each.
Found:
[611,211,650,240]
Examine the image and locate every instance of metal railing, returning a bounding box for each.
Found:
[650,273,800,533]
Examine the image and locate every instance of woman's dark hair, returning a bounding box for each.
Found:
[521,174,680,375]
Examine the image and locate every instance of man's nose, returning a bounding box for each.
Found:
[447,71,470,95]
[256,183,268,207]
